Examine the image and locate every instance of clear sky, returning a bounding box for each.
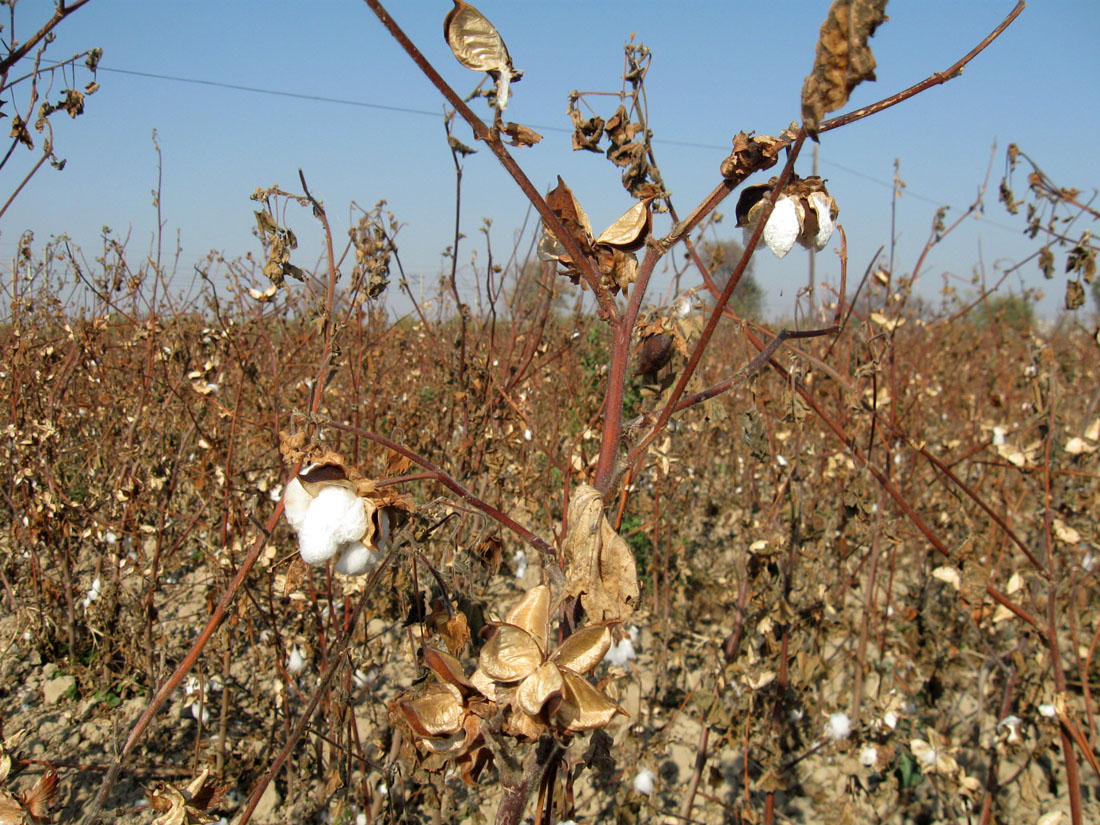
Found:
[5,0,1099,319]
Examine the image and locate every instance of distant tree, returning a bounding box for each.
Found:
[706,239,764,318]
[977,292,1035,333]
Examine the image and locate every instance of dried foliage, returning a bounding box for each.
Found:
[6,3,1089,825]
[801,0,889,136]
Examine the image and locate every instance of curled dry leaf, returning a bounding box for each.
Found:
[444,0,521,110]
[801,0,889,136]
[563,484,639,623]
[1065,279,1085,311]
[501,121,542,147]
[720,132,783,181]
[149,771,218,825]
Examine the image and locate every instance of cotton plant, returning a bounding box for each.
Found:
[282,462,406,575]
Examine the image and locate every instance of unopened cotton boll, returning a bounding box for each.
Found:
[297,486,369,564]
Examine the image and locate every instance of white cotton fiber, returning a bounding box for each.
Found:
[335,541,382,576]
[298,486,368,564]
[605,636,636,668]
[283,477,313,532]
[825,711,852,741]
[632,767,656,795]
[808,192,836,251]
[762,197,800,259]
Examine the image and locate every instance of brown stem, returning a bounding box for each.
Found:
[321,420,558,559]
[0,0,94,76]
[363,0,616,318]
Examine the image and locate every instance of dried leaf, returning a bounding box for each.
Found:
[1066,279,1085,311]
[720,132,782,181]
[1038,246,1055,279]
[801,0,889,136]
[0,792,23,825]
[562,484,639,623]
[149,775,217,825]
[501,121,542,147]
[423,647,475,692]
[5,770,56,825]
[447,135,477,156]
[441,611,472,657]
[568,97,605,152]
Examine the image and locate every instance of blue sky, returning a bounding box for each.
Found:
[6,0,1099,318]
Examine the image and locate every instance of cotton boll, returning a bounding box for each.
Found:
[298,486,368,565]
[287,646,306,674]
[190,702,210,724]
[633,767,656,795]
[374,507,392,554]
[825,712,852,741]
[283,477,314,532]
[761,197,801,259]
[605,636,636,668]
[335,541,382,576]
[512,549,528,579]
[860,745,878,767]
[807,191,837,251]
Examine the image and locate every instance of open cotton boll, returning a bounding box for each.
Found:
[632,767,656,795]
[335,541,382,576]
[283,477,314,532]
[825,711,852,741]
[807,192,836,250]
[298,486,369,565]
[605,636,636,668]
[760,197,801,259]
[374,507,392,553]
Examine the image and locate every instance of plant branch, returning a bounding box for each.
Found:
[363,0,617,319]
